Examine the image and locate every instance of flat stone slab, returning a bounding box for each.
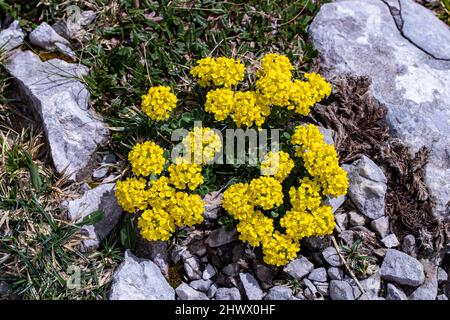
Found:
[309,0,450,218]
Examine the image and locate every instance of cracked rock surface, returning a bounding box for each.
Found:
[309,0,450,218]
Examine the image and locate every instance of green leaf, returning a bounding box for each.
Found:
[120,215,137,250]
[77,210,105,226]
[23,151,43,192]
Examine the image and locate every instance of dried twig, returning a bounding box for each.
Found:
[331,235,366,299]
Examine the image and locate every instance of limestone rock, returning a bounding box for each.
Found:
[0,21,25,53]
[380,249,425,286]
[6,50,109,181]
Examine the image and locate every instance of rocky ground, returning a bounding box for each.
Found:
[0,0,449,300]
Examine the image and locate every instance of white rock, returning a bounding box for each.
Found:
[239,273,264,300]
[370,216,390,238]
[322,247,343,267]
[386,283,407,300]
[109,250,175,300]
[29,22,75,58]
[203,192,223,220]
[189,279,213,292]
[409,260,438,300]
[344,156,387,220]
[184,256,203,280]
[309,0,450,218]
[381,234,400,248]
[67,183,121,252]
[348,211,366,226]
[215,287,241,300]
[202,264,216,280]
[176,283,208,300]
[360,273,381,300]
[6,51,109,181]
[264,286,293,300]
[283,256,314,280]
[334,213,348,232]
[437,267,448,284]
[380,249,425,286]
[329,280,355,300]
[308,268,328,282]
[0,21,25,52]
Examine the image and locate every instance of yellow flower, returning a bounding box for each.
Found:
[231,91,269,128]
[168,192,205,227]
[141,86,177,121]
[191,57,245,88]
[128,141,165,177]
[182,127,222,164]
[260,151,294,181]
[261,232,300,266]
[222,182,255,221]
[115,177,149,213]
[138,207,175,241]
[249,176,284,210]
[236,211,274,247]
[148,176,175,209]
[205,88,235,121]
[168,158,204,190]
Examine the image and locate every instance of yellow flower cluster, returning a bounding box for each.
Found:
[255,53,332,117]
[182,127,222,164]
[115,177,149,213]
[291,124,348,197]
[222,124,348,266]
[190,57,245,88]
[260,151,295,181]
[168,158,204,190]
[248,176,284,210]
[192,54,331,128]
[141,86,178,121]
[115,142,206,242]
[205,88,234,121]
[128,141,166,177]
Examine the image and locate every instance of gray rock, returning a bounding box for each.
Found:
[207,284,218,299]
[360,273,381,300]
[222,263,240,277]
[324,195,346,214]
[0,281,12,297]
[437,267,448,284]
[409,260,438,300]
[329,280,355,300]
[338,230,355,246]
[138,240,169,276]
[400,0,450,60]
[215,287,241,300]
[205,227,238,248]
[344,156,387,219]
[315,282,329,296]
[203,264,217,280]
[264,286,293,300]
[79,10,97,26]
[302,236,329,251]
[328,267,344,280]
[334,213,348,233]
[184,256,203,280]
[189,279,213,292]
[6,51,109,181]
[203,192,223,220]
[437,294,448,300]
[322,247,342,267]
[386,283,407,300]
[370,216,390,238]
[239,273,264,300]
[189,240,207,257]
[67,183,122,252]
[171,244,191,264]
[309,0,450,218]
[92,167,109,180]
[308,268,328,282]
[109,250,175,300]
[303,278,318,299]
[283,256,314,280]
[380,249,425,286]
[29,22,75,58]
[176,283,209,300]
[401,234,418,257]
[381,234,400,248]
[255,264,275,284]
[348,211,366,226]
[0,21,25,53]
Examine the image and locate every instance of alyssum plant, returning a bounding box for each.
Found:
[115,53,348,266]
